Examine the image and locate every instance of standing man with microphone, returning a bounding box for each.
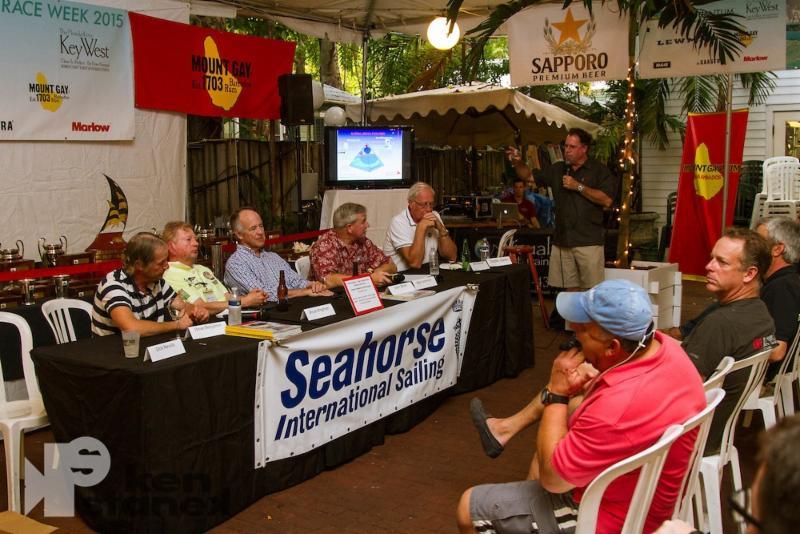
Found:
[510,129,614,310]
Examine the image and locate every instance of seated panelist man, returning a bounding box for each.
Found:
[383,182,457,271]
[310,203,396,288]
[224,208,333,301]
[92,232,209,337]
[162,221,267,314]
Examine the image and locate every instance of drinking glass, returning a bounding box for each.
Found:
[168,304,185,339]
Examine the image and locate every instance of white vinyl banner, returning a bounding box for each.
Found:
[638,0,786,78]
[254,286,477,465]
[508,2,629,86]
[0,0,134,140]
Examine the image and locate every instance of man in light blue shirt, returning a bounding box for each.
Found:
[224,208,332,302]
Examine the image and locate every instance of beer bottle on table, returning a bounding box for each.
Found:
[277,270,289,311]
[461,238,470,272]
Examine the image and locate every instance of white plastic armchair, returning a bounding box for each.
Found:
[41,298,93,344]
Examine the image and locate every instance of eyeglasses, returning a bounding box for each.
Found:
[412,200,435,209]
[729,489,762,531]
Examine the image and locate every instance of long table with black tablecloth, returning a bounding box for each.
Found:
[31,264,532,533]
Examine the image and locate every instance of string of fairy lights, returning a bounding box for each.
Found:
[614,62,638,267]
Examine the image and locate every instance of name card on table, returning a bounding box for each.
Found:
[144,339,186,362]
[387,282,416,295]
[343,274,384,316]
[487,256,513,267]
[469,261,490,272]
[301,303,336,320]
[187,322,226,340]
[412,276,438,290]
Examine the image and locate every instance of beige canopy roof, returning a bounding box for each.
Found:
[344,83,601,147]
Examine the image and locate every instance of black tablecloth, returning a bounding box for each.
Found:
[31,264,532,533]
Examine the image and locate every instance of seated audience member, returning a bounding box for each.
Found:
[162,221,267,314]
[457,279,705,534]
[383,182,457,271]
[473,229,776,460]
[92,232,208,336]
[656,414,800,534]
[310,203,396,287]
[756,216,800,381]
[501,177,540,228]
[224,208,332,301]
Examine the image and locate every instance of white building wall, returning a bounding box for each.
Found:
[641,70,800,224]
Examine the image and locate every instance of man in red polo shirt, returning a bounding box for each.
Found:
[457,279,706,534]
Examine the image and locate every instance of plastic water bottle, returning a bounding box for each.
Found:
[478,239,491,262]
[228,287,242,326]
[429,248,440,276]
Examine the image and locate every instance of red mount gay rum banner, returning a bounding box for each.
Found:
[129,13,296,119]
[669,110,749,276]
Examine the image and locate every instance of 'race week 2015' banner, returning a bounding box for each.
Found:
[255,286,477,464]
[0,0,133,140]
[129,12,295,119]
[638,0,786,78]
[669,110,749,277]
[507,2,629,86]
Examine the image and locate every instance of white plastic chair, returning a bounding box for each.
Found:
[0,312,49,513]
[294,255,311,279]
[672,388,726,525]
[703,357,735,392]
[742,329,800,429]
[762,156,800,200]
[575,424,684,534]
[696,348,772,534]
[41,298,93,344]
[496,229,517,258]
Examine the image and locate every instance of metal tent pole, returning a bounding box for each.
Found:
[721,74,733,233]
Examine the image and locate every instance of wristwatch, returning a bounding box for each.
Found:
[577,184,585,194]
[541,387,569,406]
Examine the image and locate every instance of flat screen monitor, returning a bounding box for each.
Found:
[325,126,414,188]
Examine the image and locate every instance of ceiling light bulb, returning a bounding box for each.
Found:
[427,17,460,50]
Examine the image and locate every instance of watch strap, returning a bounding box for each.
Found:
[541,387,569,405]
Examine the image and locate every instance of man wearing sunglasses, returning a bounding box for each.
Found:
[383,181,457,271]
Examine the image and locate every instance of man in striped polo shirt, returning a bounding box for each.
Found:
[92,232,208,337]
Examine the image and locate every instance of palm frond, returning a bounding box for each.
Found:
[738,71,777,107]
[637,78,684,150]
[656,6,745,65]
[677,75,723,114]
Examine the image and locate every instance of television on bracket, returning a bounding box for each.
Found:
[324,126,414,189]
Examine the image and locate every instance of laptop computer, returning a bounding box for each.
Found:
[491,202,520,221]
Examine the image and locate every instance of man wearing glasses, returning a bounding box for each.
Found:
[383,181,457,271]
[511,128,613,292]
[162,221,267,314]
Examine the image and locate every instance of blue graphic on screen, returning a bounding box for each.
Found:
[336,129,403,181]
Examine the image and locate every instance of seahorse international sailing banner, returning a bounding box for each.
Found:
[639,0,786,78]
[0,0,134,140]
[255,286,477,464]
[129,12,295,119]
[669,110,749,277]
[507,2,629,86]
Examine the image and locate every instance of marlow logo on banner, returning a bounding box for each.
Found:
[508,2,629,86]
[669,110,749,277]
[254,287,476,464]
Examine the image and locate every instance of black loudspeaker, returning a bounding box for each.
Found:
[278,74,314,126]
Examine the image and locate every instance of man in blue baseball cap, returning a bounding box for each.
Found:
[458,279,706,534]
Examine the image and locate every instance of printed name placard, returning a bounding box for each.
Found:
[144,339,186,362]
[412,276,438,289]
[469,261,490,272]
[387,282,416,295]
[188,322,226,340]
[301,303,336,320]
[487,256,513,267]
[342,274,384,315]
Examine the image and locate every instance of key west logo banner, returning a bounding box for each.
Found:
[669,110,749,277]
[639,0,786,78]
[0,0,133,140]
[129,12,295,119]
[507,2,629,86]
[255,286,477,464]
